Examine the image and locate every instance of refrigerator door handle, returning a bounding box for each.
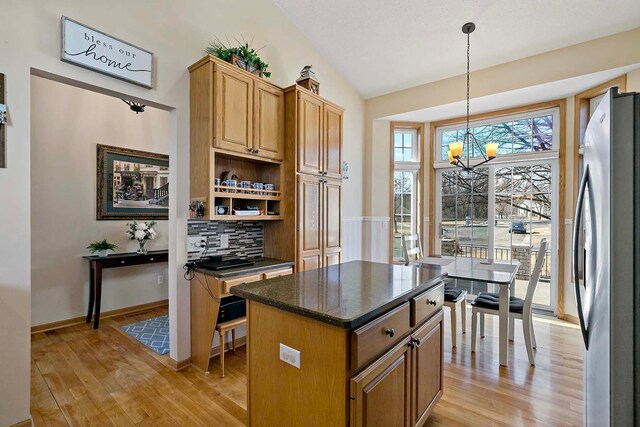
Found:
[573,165,590,350]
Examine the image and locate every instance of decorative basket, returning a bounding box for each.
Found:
[229,54,263,77]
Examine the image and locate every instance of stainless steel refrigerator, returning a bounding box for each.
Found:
[573,87,639,426]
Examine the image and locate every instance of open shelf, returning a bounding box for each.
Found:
[210,215,283,221]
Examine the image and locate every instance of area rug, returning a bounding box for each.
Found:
[120,315,170,355]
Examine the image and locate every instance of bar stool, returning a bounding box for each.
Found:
[216,316,246,377]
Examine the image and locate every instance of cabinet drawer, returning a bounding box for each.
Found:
[410,283,444,327]
[262,267,293,280]
[221,273,263,295]
[351,302,411,370]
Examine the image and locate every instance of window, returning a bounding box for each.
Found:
[434,107,560,312]
[438,109,558,163]
[392,127,421,262]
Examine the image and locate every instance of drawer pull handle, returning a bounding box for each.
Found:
[385,328,395,338]
[426,299,437,306]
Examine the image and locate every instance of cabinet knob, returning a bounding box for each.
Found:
[426,299,437,306]
[247,148,253,152]
[254,149,260,154]
[121,261,125,264]
[385,328,395,338]
[412,337,422,346]
[150,258,154,261]
[407,341,415,349]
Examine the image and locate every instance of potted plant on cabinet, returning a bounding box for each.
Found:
[86,239,118,257]
[205,37,272,78]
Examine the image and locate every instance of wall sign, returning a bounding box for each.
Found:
[61,16,154,88]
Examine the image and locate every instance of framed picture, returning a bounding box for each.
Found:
[97,144,169,220]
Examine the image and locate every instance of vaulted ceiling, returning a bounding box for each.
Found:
[273,0,640,98]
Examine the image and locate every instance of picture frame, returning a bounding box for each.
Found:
[97,144,169,220]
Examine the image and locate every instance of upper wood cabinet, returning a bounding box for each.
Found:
[296,90,344,178]
[190,56,284,163]
[214,66,253,155]
[324,103,343,179]
[253,81,284,161]
[298,92,324,175]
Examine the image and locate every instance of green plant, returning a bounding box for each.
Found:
[86,239,118,253]
[205,37,271,78]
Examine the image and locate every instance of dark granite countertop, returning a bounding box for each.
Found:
[195,257,294,279]
[231,260,447,329]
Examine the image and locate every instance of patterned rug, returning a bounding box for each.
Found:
[120,315,170,355]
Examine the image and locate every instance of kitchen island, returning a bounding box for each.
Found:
[231,260,447,427]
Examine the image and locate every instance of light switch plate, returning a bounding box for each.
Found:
[279,343,301,369]
[220,234,229,249]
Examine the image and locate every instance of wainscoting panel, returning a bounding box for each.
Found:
[343,217,364,262]
[362,217,390,263]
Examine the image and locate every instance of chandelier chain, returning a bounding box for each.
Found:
[466,30,470,136]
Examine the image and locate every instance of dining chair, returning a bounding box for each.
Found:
[402,233,423,264]
[470,238,548,365]
[403,234,467,347]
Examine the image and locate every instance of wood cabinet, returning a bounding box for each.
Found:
[412,314,443,426]
[296,174,342,271]
[214,66,253,155]
[351,310,444,427]
[253,81,284,160]
[298,92,324,175]
[351,338,411,427]
[324,103,343,179]
[265,86,344,271]
[298,91,343,178]
[189,56,284,180]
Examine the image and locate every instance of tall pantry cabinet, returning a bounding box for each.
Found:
[266,86,344,271]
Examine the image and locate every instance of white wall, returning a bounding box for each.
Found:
[30,76,170,326]
[0,1,365,424]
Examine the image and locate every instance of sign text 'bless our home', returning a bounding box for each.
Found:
[61,16,154,88]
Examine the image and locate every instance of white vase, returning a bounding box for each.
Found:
[97,249,110,257]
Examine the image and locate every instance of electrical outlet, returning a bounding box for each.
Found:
[187,236,206,256]
[157,275,164,285]
[220,234,229,249]
[279,343,301,369]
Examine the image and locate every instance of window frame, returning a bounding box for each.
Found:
[390,124,423,263]
[434,107,561,170]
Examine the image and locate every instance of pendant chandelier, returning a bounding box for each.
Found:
[448,22,498,171]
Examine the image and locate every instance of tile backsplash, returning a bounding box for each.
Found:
[187,220,263,260]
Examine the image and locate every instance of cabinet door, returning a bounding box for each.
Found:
[253,82,284,160]
[297,92,323,175]
[297,175,322,271]
[323,179,342,266]
[351,339,411,427]
[214,67,253,154]
[411,311,444,427]
[323,104,343,179]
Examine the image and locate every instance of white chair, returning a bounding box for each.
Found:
[470,238,548,365]
[403,234,467,347]
[401,233,423,264]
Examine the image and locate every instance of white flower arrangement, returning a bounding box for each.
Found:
[126,220,157,242]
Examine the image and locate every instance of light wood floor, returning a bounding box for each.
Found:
[31,307,583,426]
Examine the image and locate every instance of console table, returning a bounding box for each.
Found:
[83,250,168,329]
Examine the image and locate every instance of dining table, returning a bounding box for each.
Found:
[412,256,520,367]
